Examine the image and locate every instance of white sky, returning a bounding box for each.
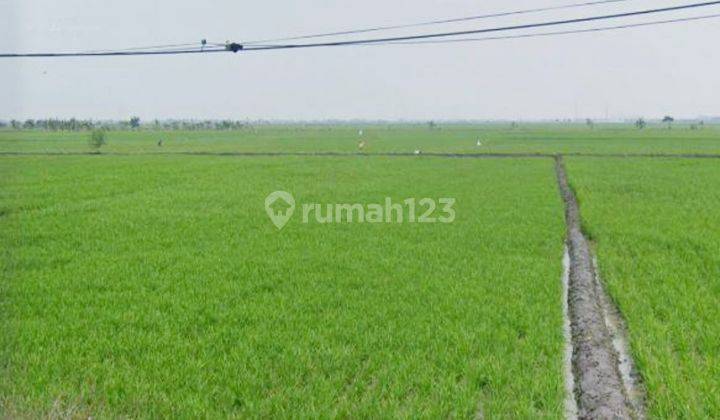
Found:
[2,0,719,121]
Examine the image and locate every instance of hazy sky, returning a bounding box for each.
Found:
[2,0,719,120]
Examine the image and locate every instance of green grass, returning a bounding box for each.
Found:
[1,155,566,417]
[566,158,720,418]
[1,124,719,155]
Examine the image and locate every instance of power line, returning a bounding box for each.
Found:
[0,48,228,58]
[81,42,202,54]
[79,40,229,54]
[242,0,635,45]
[242,0,720,51]
[1,1,719,58]
[368,13,720,46]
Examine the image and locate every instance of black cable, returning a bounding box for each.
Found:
[0,48,228,58]
[81,42,201,54]
[242,0,635,45]
[2,1,719,58]
[82,40,230,54]
[242,1,720,51]
[370,13,720,46]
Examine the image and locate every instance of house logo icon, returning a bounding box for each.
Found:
[264,191,295,230]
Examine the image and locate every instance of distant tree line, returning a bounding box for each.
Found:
[2,118,98,131]
[0,117,251,131]
[148,119,248,131]
[0,117,715,131]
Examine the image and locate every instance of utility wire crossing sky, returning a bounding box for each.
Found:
[2,0,719,120]
[2,1,720,57]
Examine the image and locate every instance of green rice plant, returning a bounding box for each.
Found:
[0,155,566,417]
[566,157,720,418]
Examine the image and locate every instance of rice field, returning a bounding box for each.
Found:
[1,124,720,155]
[1,125,719,417]
[566,157,720,418]
[1,154,565,417]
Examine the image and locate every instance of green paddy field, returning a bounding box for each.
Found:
[567,158,720,418]
[1,125,719,417]
[2,124,720,155]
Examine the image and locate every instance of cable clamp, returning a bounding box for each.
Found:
[225,42,243,52]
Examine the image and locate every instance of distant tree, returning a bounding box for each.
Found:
[89,130,106,152]
[427,121,437,130]
[23,119,35,129]
[699,120,705,129]
[635,118,647,130]
[129,116,141,129]
[662,115,674,130]
[586,118,594,129]
[10,120,21,130]
[510,121,518,129]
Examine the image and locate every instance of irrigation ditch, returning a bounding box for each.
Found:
[555,156,645,419]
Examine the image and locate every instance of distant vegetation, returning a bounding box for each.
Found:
[0,117,251,131]
[0,117,716,133]
[1,117,718,133]
[662,115,675,130]
[88,129,107,151]
[130,116,141,129]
